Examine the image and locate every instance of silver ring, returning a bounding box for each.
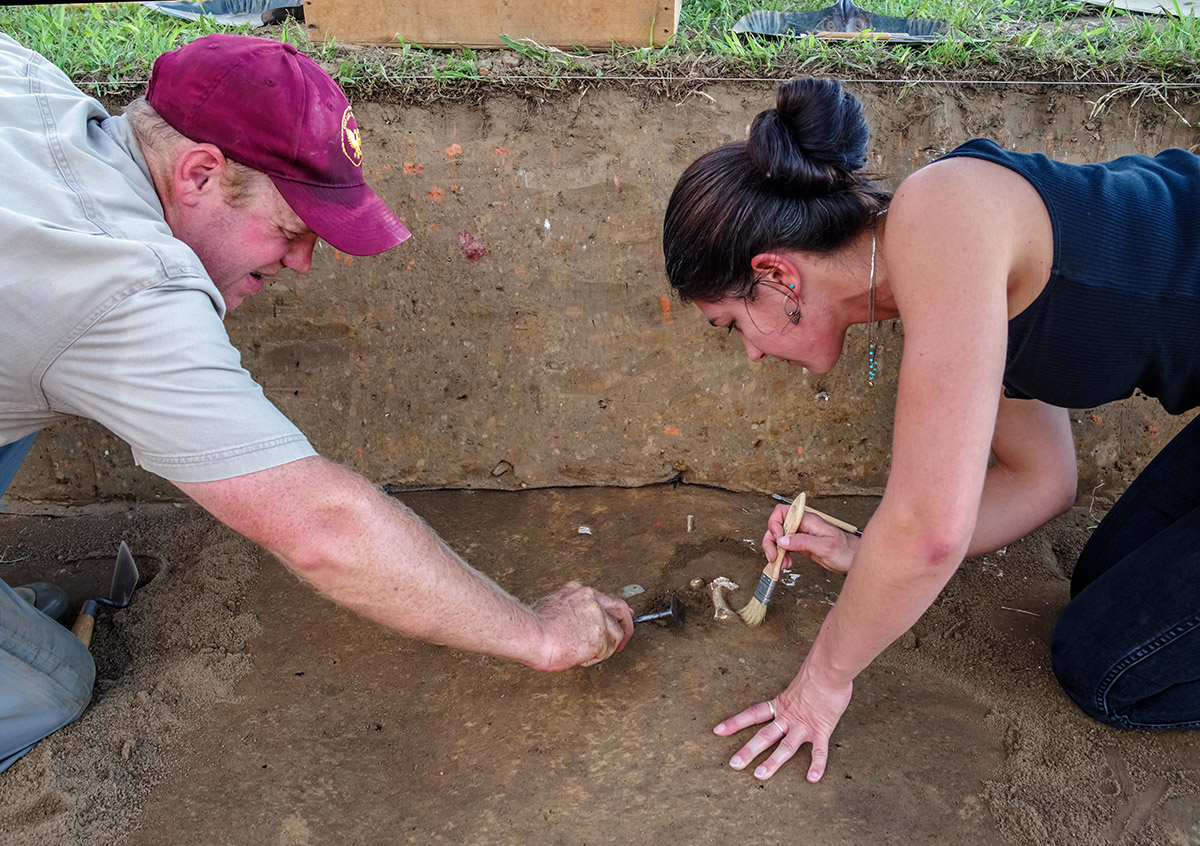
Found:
[767,700,777,720]
[772,720,786,733]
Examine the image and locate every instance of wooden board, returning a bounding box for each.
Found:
[304,0,681,48]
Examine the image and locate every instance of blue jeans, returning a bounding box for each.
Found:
[1051,414,1200,728]
[0,434,96,773]
[0,432,36,496]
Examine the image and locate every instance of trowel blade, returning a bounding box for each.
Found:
[669,594,687,628]
[109,540,140,606]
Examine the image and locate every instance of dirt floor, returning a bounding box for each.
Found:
[0,486,1198,845]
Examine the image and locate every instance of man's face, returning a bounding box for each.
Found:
[180,172,319,311]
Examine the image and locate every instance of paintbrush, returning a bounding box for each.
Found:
[739,492,807,628]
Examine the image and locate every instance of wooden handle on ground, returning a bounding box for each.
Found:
[72,599,97,648]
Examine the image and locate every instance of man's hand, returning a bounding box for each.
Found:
[177,458,633,672]
[763,503,860,575]
[529,581,634,671]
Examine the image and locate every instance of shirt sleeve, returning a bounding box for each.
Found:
[40,283,316,483]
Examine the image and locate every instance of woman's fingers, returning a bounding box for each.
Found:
[749,727,810,779]
[713,700,774,736]
[778,513,858,575]
[763,502,795,566]
[725,719,821,780]
[718,674,852,781]
[805,736,829,783]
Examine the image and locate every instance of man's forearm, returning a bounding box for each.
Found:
[177,457,552,667]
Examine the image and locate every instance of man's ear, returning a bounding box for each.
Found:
[750,252,802,296]
[173,143,227,208]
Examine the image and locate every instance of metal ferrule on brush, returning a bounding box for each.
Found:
[752,572,777,605]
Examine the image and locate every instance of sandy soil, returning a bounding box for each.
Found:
[0,486,1198,845]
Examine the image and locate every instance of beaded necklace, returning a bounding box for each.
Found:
[867,210,886,385]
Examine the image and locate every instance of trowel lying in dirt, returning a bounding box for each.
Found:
[71,541,139,648]
[733,0,948,43]
[633,594,686,629]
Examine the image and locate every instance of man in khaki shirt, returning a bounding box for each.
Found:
[0,32,632,774]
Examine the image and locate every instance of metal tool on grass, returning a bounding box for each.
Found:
[771,493,862,537]
[71,540,139,648]
[633,594,686,628]
[732,0,948,44]
[738,493,806,628]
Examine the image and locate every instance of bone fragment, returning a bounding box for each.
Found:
[708,577,739,621]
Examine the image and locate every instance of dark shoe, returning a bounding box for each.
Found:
[13,582,69,621]
[262,5,304,24]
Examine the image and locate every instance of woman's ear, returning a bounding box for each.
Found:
[750,252,802,296]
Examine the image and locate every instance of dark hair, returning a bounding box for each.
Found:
[663,78,891,303]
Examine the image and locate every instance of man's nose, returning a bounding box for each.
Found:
[285,232,318,273]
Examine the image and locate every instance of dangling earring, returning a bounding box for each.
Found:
[785,296,802,324]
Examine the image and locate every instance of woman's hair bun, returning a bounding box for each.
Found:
[747,78,870,194]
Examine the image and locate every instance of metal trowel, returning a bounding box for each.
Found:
[633,594,686,629]
[71,540,140,648]
[733,0,948,43]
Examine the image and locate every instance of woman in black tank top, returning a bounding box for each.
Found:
[664,76,1200,783]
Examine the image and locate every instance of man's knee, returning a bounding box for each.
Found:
[0,595,96,771]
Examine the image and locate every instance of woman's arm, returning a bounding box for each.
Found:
[772,395,1076,575]
[968,395,1077,556]
[719,156,1055,781]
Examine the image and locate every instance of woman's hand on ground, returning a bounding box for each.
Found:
[713,665,853,782]
[763,504,859,575]
[529,581,634,671]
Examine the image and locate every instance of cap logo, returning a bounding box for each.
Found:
[341,106,363,168]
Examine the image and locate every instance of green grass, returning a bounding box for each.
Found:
[2,0,1199,95]
[0,4,257,92]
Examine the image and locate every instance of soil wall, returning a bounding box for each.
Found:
[9,79,1200,503]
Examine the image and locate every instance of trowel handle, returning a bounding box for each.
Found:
[71,599,99,648]
[633,609,670,624]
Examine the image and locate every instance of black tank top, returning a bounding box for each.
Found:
[937,138,1200,414]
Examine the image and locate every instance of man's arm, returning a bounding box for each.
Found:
[175,456,633,670]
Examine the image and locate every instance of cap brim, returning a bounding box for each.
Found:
[270,177,411,256]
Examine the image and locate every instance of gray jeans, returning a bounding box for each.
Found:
[0,434,96,773]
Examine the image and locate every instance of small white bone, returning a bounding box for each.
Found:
[708,577,739,620]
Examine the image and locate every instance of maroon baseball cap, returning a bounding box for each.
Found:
[147,34,410,256]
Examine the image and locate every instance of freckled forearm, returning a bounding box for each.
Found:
[805,532,962,685]
[179,458,549,666]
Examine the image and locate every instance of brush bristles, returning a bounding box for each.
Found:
[738,597,769,627]
[738,569,778,627]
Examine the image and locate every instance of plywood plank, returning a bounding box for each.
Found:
[305,0,681,48]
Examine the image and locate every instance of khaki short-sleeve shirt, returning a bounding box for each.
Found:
[0,34,316,482]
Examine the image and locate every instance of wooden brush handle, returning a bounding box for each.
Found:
[765,492,807,580]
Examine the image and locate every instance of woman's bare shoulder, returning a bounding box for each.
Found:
[892,155,1044,225]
